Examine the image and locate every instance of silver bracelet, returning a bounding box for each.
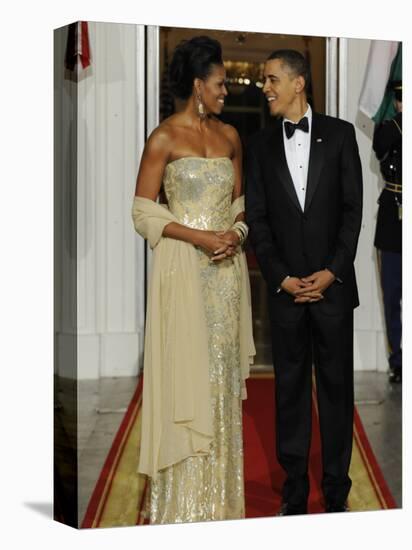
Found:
[230,221,249,245]
[231,227,245,246]
[233,221,249,237]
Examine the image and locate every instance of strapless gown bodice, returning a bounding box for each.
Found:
[163,157,234,231]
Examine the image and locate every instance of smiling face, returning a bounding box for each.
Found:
[263,58,305,119]
[195,64,228,115]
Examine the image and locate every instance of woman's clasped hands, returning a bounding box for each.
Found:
[196,229,240,262]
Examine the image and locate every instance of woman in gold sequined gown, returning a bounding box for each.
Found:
[132,36,255,524]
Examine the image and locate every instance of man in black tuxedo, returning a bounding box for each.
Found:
[245,50,363,515]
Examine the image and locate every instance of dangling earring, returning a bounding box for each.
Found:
[196,92,206,119]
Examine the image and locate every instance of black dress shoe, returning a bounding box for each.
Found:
[325,501,349,513]
[389,367,402,384]
[277,502,307,516]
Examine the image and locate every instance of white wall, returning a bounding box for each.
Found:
[55,22,146,380]
[342,38,389,371]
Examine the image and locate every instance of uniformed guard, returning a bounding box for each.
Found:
[373,80,402,383]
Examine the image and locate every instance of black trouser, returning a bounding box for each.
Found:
[379,250,402,371]
[269,303,354,509]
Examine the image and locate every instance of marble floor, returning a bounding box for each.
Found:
[70,369,402,525]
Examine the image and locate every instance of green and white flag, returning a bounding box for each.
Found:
[359,40,402,124]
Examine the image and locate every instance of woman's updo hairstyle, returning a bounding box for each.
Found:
[169,35,223,100]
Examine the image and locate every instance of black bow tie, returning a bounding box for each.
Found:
[284,116,309,139]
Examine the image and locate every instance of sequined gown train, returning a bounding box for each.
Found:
[143,157,245,524]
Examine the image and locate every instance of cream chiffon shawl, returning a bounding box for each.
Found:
[131,195,255,479]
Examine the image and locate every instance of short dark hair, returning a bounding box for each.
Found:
[267,49,311,91]
[169,35,223,100]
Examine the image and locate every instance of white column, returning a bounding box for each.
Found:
[326,37,338,117]
[144,26,160,275]
[55,22,147,380]
[339,38,387,371]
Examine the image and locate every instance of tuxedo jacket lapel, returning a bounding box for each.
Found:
[268,123,302,213]
[304,112,325,212]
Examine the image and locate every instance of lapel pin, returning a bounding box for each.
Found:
[316,138,323,142]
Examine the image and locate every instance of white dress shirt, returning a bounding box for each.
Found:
[282,103,312,211]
